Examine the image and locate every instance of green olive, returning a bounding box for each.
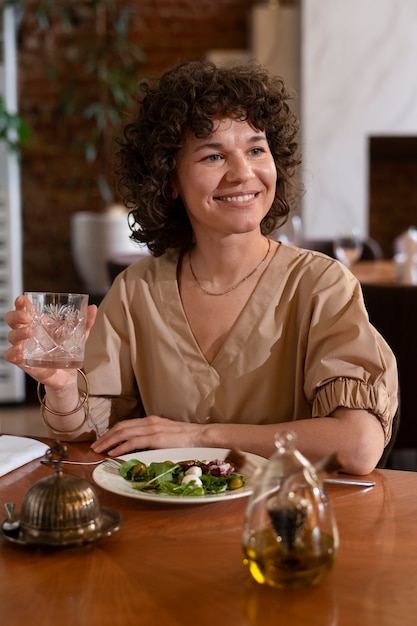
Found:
[130,462,147,479]
[228,475,244,490]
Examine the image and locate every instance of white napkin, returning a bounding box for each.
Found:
[0,435,49,478]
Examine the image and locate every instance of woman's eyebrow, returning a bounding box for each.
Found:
[193,141,223,153]
[193,135,268,153]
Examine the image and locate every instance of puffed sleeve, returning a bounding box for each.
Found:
[300,261,398,445]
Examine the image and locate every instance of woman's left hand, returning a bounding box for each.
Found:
[90,414,206,456]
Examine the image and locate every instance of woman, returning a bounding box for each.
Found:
[5,61,398,474]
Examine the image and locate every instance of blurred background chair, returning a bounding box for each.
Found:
[107,253,149,283]
[377,404,400,468]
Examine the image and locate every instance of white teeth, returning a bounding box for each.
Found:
[219,194,256,202]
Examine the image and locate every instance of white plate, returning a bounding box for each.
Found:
[92,447,267,505]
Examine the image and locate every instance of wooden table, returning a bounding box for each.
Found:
[1,437,417,626]
[351,259,399,285]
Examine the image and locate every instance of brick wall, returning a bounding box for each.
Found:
[17,0,259,293]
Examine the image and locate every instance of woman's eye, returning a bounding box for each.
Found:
[250,147,266,156]
[202,153,222,162]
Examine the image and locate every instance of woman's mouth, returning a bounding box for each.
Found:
[216,193,257,203]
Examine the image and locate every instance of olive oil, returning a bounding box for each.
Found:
[242,432,339,589]
[243,528,336,589]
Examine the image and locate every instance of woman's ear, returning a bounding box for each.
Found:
[170,176,179,200]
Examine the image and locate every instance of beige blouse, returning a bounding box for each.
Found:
[82,242,398,445]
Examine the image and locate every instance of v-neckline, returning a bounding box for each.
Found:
[160,244,292,374]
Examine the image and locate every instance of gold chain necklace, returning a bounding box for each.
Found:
[189,238,271,296]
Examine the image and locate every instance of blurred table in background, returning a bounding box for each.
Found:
[351,260,398,285]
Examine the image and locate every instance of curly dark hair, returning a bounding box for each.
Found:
[116,60,301,257]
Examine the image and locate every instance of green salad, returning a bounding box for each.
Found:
[118,457,246,497]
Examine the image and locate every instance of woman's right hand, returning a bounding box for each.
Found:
[3,294,97,390]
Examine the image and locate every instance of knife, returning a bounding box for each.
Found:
[323,478,375,487]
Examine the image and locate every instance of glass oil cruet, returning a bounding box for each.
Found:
[242,431,341,589]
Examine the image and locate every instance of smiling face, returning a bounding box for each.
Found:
[173,117,277,240]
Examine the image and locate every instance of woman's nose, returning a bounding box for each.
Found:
[224,155,253,182]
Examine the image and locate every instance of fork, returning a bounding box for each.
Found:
[60,457,124,469]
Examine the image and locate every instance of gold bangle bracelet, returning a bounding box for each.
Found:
[40,403,89,434]
[37,369,89,416]
[37,369,90,434]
